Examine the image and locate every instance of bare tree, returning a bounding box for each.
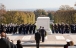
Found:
[0,3,6,24]
[59,5,74,11]
[0,3,6,16]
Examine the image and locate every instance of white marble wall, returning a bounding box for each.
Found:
[36,17,52,34]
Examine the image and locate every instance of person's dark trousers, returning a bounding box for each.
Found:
[33,29,35,34]
[25,30,27,34]
[52,29,54,33]
[27,30,29,34]
[23,30,26,34]
[61,29,63,34]
[58,29,61,33]
[55,29,58,33]
[65,29,69,33]
[42,35,45,42]
[36,43,39,48]
[36,41,40,48]
[29,30,32,34]
[61,29,64,34]
[13,31,15,34]
[71,29,73,33]
[19,30,21,34]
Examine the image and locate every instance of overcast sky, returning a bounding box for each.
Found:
[0,0,76,9]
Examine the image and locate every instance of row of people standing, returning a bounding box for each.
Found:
[18,24,36,34]
[51,23,76,34]
[0,23,36,34]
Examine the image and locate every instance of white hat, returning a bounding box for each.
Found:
[66,39,71,42]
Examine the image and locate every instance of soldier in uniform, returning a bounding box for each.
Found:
[27,24,30,34]
[51,23,55,34]
[0,24,5,33]
[73,24,76,33]
[5,24,8,33]
[29,24,33,34]
[58,23,61,33]
[13,25,18,34]
[18,25,22,34]
[54,23,58,33]
[64,24,70,33]
[25,24,28,34]
[7,25,10,34]
[9,25,12,33]
[22,24,26,35]
[61,23,65,34]
[33,24,36,34]
[70,24,75,33]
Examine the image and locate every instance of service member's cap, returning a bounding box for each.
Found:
[66,39,71,42]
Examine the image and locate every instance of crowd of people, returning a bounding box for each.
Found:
[0,26,46,48]
[0,23,76,48]
[0,23,36,34]
[1,22,76,35]
[51,23,76,34]
[0,30,75,48]
[0,31,23,48]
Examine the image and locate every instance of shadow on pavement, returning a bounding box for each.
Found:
[22,40,36,44]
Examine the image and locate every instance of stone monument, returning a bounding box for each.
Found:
[36,17,52,34]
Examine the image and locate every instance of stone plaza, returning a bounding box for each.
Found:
[3,33,76,48]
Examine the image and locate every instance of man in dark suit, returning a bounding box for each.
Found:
[0,32,11,48]
[40,27,46,42]
[35,29,41,48]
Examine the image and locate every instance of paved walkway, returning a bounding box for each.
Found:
[1,33,76,48]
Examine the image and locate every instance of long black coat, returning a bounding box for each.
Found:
[40,29,46,36]
[35,32,41,43]
[16,44,23,48]
[0,38,11,48]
